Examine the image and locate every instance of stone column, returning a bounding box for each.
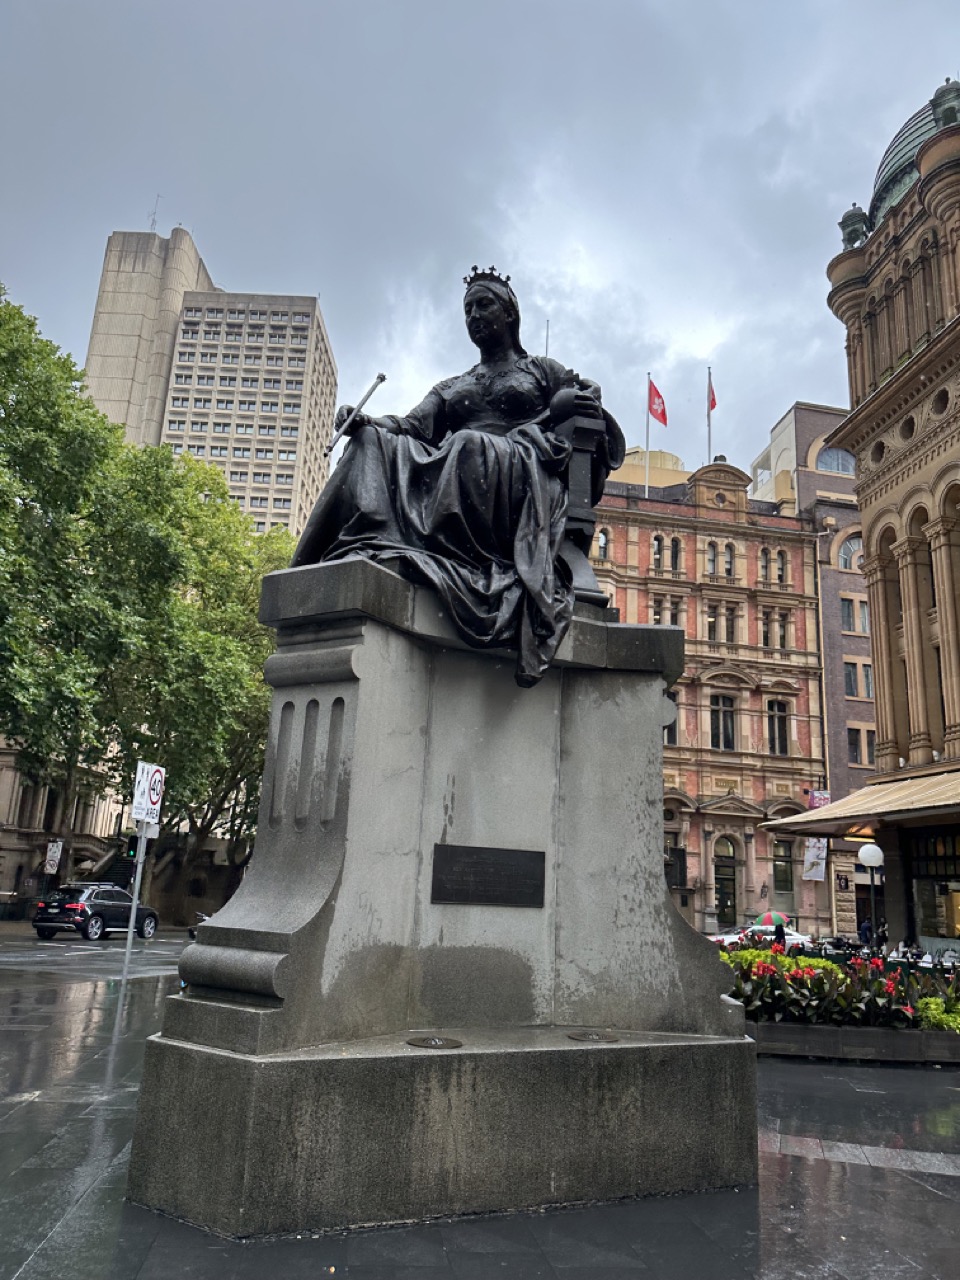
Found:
[862,313,877,392]
[938,239,958,319]
[893,281,909,361]
[924,516,960,757]
[893,536,934,765]
[862,557,899,772]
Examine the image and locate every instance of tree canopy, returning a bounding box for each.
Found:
[0,285,293,881]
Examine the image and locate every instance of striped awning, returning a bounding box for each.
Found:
[763,769,960,836]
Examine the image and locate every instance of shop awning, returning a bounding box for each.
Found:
[763,770,960,836]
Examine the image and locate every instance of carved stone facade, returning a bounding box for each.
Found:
[751,402,875,935]
[593,462,828,937]
[0,744,121,913]
[806,79,960,948]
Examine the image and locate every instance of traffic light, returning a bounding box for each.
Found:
[125,833,138,860]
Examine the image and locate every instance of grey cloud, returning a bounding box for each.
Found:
[2,0,959,473]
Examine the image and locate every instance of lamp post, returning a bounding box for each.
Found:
[858,843,884,948]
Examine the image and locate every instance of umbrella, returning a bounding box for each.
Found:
[754,911,791,927]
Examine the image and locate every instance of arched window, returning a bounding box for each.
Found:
[767,700,789,756]
[724,543,735,577]
[710,694,736,751]
[670,537,681,572]
[816,446,855,475]
[652,534,664,570]
[759,547,770,581]
[597,527,610,559]
[706,542,718,575]
[776,550,787,583]
[838,534,864,571]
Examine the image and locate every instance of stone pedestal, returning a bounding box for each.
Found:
[128,559,756,1236]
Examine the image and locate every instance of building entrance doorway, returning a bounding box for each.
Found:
[715,839,737,927]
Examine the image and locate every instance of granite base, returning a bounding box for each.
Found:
[127,1023,757,1238]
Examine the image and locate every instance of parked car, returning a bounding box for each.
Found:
[740,924,813,952]
[32,883,158,941]
[709,924,813,953]
[709,928,750,947]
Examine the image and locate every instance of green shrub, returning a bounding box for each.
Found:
[917,997,960,1034]
[721,948,842,979]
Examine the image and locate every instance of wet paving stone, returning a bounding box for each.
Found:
[1,940,959,1279]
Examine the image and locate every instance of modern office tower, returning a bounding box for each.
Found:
[85,229,337,534]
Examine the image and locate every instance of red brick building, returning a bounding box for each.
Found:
[593,459,829,936]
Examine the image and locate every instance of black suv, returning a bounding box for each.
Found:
[33,883,159,941]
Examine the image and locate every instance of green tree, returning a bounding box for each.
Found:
[0,286,293,892]
[102,462,293,904]
[0,285,149,873]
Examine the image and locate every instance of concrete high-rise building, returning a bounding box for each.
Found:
[85,229,337,535]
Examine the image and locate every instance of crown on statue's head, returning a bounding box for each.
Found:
[463,264,511,288]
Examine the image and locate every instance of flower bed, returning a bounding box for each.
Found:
[723,944,960,1033]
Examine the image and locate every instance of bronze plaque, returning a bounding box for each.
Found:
[431,844,545,907]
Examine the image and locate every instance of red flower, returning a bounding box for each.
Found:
[770,943,785,955]
[804,967,817,978]
[884,979,895,995]
[904,1004,915,1015]
[870,957,885,971]
[849,956,864,968]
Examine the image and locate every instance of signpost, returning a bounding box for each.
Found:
[43,840,63,875]
[121,762,166,989]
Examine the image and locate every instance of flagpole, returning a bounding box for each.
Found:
[707,365,713,464]
[644,373,651,498]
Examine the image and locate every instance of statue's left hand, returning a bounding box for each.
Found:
[572,386,602,418]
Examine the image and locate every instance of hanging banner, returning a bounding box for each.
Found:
[802,836,828,881]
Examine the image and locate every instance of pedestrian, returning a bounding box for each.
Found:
[859,917,873,948]
[773,921,786,948]
[877,917,889,952]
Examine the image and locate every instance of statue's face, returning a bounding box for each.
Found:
[464,286,511,348]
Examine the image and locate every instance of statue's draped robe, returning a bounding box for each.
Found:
[293,355,624,686]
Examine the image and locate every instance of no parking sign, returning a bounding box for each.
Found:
[132,761,166,824]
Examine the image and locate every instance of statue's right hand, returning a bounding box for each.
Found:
[335,404,370,435]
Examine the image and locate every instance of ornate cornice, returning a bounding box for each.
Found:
[828,316,960,452]
[857,410,960,509]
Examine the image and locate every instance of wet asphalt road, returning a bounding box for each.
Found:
[2,930,960,1279]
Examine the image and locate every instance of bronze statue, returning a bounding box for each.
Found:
[293,268,624,686]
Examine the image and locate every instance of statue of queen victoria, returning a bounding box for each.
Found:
[293,268,625,686]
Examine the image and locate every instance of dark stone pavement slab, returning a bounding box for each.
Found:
[1,947,959,1279]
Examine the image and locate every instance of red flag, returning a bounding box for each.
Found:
[648,379,668,427]
[708,371,717,412]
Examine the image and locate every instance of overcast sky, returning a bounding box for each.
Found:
[3,0,960,471]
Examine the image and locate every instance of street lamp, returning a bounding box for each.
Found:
[858,843,884,946]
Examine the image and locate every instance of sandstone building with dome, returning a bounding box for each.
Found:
[767,78,960,952]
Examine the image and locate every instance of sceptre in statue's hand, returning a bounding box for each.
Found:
[323,373,387,456]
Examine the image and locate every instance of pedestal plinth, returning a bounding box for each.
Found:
[128,559,756,1235]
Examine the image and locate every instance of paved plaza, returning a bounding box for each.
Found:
[1,931,959,1279]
